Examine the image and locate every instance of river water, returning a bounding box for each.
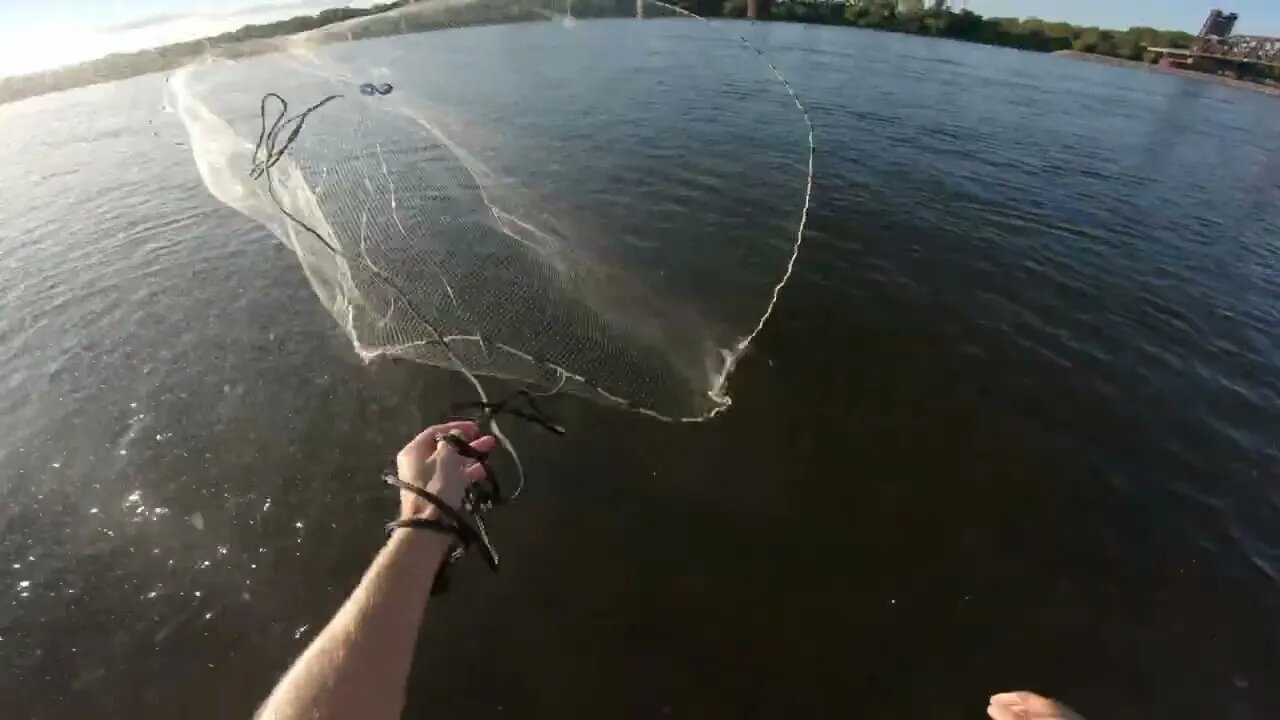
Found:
[2,19,1278,719]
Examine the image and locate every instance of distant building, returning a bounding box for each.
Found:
[1200,9,1239,38]
[1146,9,1279,83]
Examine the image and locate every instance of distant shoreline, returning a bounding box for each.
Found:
[4,2,1279,108]
[0,0,535,107]
[1054,50,1280,98]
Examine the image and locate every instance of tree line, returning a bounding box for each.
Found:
[694,0,1200,61]
[0,0,1271,105]
[680,0,1278,83]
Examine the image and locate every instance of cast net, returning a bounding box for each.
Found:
[169,0,813,423]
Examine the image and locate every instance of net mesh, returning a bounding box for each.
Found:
[169,0,813,422]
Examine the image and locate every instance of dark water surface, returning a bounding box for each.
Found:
[2,20,1279,719]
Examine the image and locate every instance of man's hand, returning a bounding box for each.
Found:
[395,421,497,521]
[258,420,497,720]
[987,691,1085,720]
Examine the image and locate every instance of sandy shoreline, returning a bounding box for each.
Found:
[1054,50,1280,98]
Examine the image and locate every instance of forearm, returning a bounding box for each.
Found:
[257,530,450,720]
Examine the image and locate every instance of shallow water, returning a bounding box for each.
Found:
[1,20,1278,718]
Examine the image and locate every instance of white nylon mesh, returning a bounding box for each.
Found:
[169,0,813,421]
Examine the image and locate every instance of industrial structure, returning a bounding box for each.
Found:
[1149,9,1280,79]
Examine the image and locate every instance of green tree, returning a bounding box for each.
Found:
[844,0,898,28]
[1093,30,1119,57]
[1072,28,1101,52]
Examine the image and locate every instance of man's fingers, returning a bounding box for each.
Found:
[428,421,481,442]
[987,704,1024,720]
[399,421,481,463]
[462,436,498,482]
[988,691,1072,720]
[991,692,1041,704]
[397,423,497,494]
[990,692,1057,713]
[432,429,494,459]
[400,427,440,458]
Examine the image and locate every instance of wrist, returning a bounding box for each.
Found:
[398,479,463,523]
[387,522,453,557]
[399,504,445,523]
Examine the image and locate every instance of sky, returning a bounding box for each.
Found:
[0,0,371,77]
[1,0,1279,78]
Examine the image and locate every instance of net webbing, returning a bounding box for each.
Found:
[170,0,815,428]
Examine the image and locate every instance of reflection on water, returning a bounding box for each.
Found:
[0,19,1278,719]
